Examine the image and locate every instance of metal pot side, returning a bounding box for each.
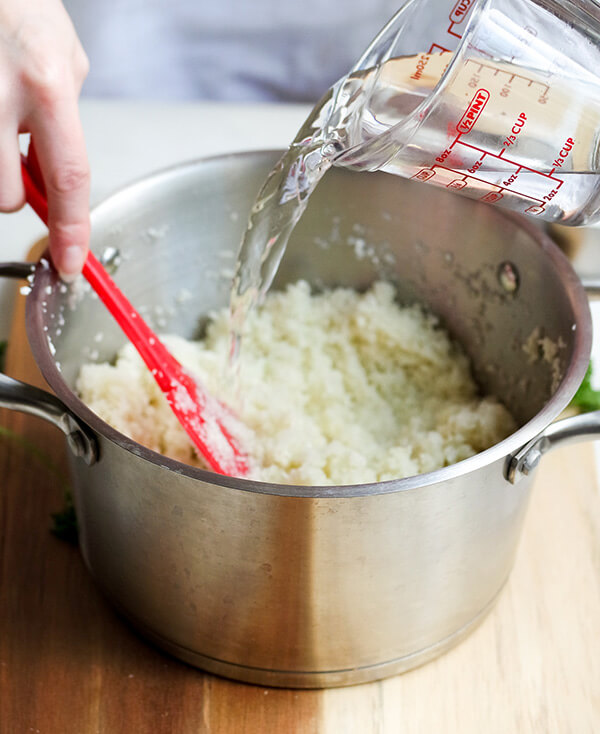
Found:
[12,151,593,686]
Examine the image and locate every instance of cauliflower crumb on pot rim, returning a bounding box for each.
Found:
[2,150,592,687]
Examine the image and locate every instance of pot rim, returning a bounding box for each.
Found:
[26,150,593,498]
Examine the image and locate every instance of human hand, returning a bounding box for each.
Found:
[0,0,90,281]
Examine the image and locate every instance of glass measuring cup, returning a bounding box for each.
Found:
[332,0,600,225]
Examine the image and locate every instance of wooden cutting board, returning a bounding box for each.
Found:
[1,250,599,733]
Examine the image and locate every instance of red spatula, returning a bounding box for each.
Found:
[21,146,249,477]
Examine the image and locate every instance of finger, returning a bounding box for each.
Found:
[27,139,46,193]
[0,126,25,212]
[29,99,90,282]
[72,42,90,96]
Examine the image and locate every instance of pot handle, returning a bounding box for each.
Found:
[508,277,600,483]
[0,261,98,465]
[506,411,600,483]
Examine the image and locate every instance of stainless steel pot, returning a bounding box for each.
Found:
[1,150,598,688]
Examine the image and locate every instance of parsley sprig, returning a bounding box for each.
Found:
[570,362,600,413]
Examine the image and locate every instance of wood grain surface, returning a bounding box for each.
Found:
[0,254,599,733]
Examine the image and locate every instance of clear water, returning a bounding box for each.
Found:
[229,58,433,362]
[228,128,332,364]
[334,53,600,224]
[230,49,600,359]
[228,72,373,362]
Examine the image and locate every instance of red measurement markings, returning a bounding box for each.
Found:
[449,132,564,207]
[438,165,546,205]
[481,191,504,203]
[464,59,550,96]
[455,139,564,187]
[447,0,475,39]
[412,164,551,213]
[548,137,575,175]
[420,163,549,207]
[425,0,476,51]
[412,169,436,182]
[428,42,451,53]
[457,89,490,133]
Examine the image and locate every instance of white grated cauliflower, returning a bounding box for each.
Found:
[77,281,516,485]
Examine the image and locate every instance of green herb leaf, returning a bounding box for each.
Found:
[570,362,600,412]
